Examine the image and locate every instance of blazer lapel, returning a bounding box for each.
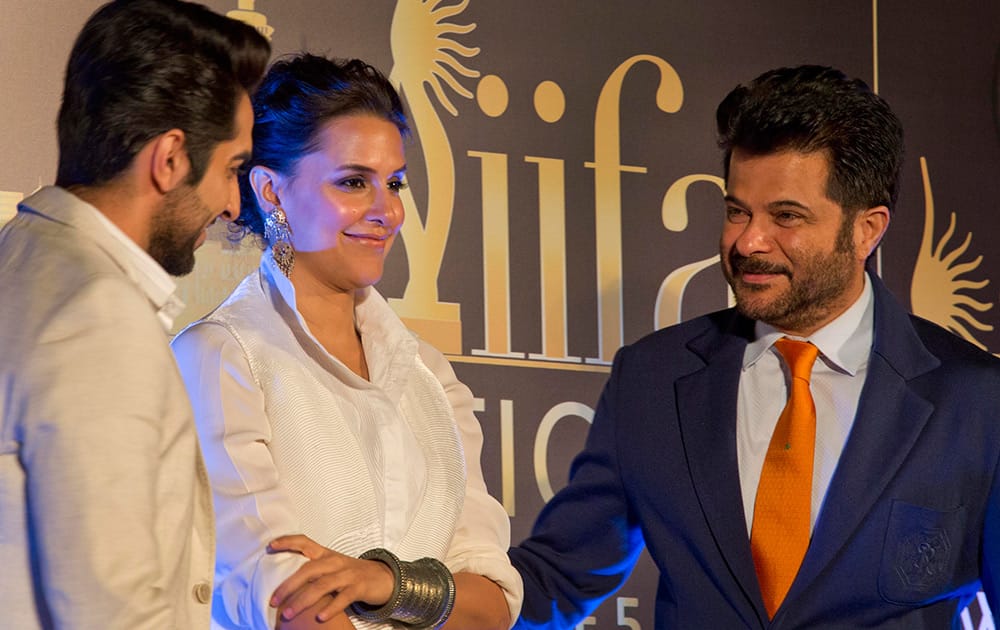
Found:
[788,276,940,600]
[676,312,767,624]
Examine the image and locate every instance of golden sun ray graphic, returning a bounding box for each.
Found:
[390,0,480,116]
[910,157,995,350]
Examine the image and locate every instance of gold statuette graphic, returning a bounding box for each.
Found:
[227,0,274,40]
[387,0,481,354]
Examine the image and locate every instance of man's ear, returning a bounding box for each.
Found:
[249,165,283,210]
[854,204,891,261]
[149,129,190,193]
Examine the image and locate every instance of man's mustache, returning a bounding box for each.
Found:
[729,253,791,277]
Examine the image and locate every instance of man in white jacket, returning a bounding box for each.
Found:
[0,1,268,627]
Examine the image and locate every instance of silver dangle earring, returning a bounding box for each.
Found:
[264,206,294,277]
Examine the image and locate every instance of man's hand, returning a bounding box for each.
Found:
[273,596,356,630]
[269,535,394,623]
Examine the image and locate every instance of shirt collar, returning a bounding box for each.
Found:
[259,251,418,397]
[260,247,398,337]
[19,186,184,331]
[261,247,305,318]
[743,272,874,375]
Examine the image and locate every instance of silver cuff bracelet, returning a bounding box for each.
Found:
[350,547,456,629]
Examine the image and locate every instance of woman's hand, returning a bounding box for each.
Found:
[269,535,394,623]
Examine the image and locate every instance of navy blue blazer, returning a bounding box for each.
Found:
[511,276,1000,628]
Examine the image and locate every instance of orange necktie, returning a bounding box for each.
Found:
[750,338,820,618]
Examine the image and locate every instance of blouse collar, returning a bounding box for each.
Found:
[259,250,418,402]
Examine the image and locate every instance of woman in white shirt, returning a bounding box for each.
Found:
[172,53,521,630]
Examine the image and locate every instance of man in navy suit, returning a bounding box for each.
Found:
[510,65,1000,628]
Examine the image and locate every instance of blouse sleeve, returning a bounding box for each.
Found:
[416,340,524,626]
[172,322,308,629]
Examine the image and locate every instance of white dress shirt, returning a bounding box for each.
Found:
[737,273,874,535]
[172,254,522,629]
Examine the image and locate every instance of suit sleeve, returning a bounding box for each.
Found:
[509,346,645,629]
[417,340,524,626]
[172,322,308,629]
[983,445,1000,617]
[20,276,177,629]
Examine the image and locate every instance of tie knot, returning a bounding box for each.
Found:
[773,338,819,381]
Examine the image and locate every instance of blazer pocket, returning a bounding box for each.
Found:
[878,499,968,605]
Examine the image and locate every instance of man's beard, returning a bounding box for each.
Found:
[723,215,857,332]
[148,184,206,277]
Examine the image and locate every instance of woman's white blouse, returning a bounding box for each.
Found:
[172,255,522,629]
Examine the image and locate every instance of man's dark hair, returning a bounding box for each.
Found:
[236,53,408,238]
[716,65,904,213]
[56,0,271,188]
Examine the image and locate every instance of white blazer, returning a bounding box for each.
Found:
[0,187,215,629]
